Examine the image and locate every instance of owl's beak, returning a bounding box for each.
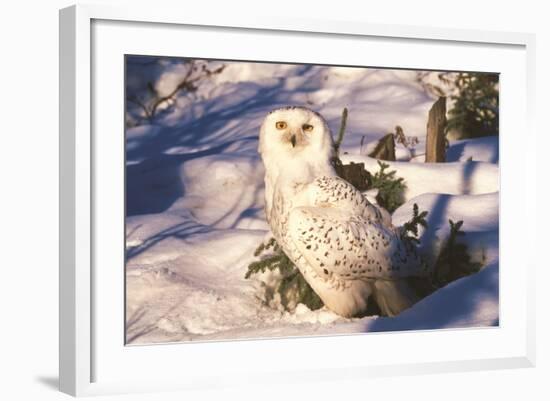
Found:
[290,134,297,147]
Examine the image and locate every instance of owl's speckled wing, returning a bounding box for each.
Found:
[288,177,423,281]
[308,176,391,226]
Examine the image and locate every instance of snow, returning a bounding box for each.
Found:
[363,261,499,331]
[393,192,499,268]
[446,136,499,163]
[341,154,499,202]
[125,57,499,344]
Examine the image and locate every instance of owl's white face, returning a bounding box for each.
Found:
[258,106,334,167]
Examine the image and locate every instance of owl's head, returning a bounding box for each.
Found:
[258,106,335,169]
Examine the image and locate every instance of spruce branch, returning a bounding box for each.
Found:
[245,237,323,311]
[401,203,428,244]
[433,219,483,287]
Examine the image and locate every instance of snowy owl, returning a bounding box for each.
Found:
[258,106,425,317]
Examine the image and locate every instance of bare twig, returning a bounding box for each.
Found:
[127,61,226,123]
[126,96,153,121]
[334,107,348,156]
[149,60,197,118]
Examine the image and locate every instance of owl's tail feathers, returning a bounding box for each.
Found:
[372,279,420,317]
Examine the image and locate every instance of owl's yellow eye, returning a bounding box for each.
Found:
[275,121,287,130]
[302,124,314,132]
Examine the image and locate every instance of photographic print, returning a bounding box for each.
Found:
[125,56,499,345]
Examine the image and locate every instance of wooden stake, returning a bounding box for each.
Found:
[425,96,447,163]
[368,133,396,161]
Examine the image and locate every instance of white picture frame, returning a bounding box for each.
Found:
[59,4,536,397]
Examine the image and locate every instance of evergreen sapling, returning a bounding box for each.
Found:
[370,161,406,213]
